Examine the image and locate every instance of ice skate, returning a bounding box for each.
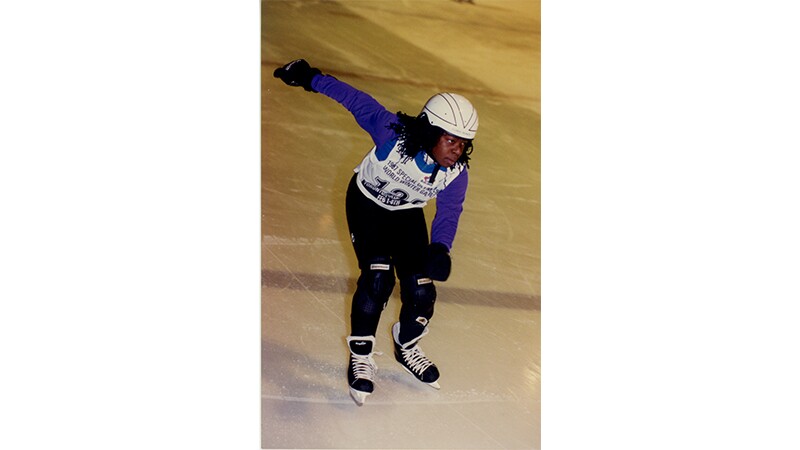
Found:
[392,322,441,389]
[346,336,380,406]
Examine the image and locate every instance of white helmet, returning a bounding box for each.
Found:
[420,93,479,140]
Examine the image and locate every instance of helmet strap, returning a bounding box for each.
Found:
[429,163,441,184]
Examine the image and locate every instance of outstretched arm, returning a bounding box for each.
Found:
[274,59,397,147]
[311,75,397,147]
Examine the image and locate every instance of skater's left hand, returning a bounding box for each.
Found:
[424,243,451,281]
[273,59,321,92]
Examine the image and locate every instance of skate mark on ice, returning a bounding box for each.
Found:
[262,59,537,104]
[446,402,506,449]
[262,394,518,406]
[263,234,341,247]
[263,246,346,324]
[262,269,540,310]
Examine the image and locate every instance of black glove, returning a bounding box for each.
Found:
[273,59,322,92]
[424,243,451,281]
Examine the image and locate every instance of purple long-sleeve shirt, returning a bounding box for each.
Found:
[311,75,468,250]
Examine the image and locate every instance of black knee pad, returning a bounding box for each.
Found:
[398,274,437,343]
[352,257,396,318]
[399,274,437,320]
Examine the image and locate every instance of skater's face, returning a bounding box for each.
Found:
[430,132,468,168]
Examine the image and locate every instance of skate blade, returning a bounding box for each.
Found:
[349,388,370,406]
[399,365,441,390]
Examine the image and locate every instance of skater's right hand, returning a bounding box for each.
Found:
[273,59,321,92]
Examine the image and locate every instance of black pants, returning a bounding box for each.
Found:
[345,174,434,340]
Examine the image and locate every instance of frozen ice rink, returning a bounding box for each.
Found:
[261,0,540,448]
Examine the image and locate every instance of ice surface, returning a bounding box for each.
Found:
[262,0,540,448]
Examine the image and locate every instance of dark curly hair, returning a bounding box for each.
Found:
[388,112,473,168]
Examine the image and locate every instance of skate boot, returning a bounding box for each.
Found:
[392,322,440,389]
[346,335,379,406]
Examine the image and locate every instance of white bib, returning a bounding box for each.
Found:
[354,139,465,211]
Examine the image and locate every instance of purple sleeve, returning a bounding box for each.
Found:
[311,75,397,147]
[431,170,469,250]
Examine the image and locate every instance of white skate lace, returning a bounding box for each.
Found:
[351,352,381,380]
[400,345,433,375]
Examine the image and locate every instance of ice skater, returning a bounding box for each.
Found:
[273,59,479,405]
